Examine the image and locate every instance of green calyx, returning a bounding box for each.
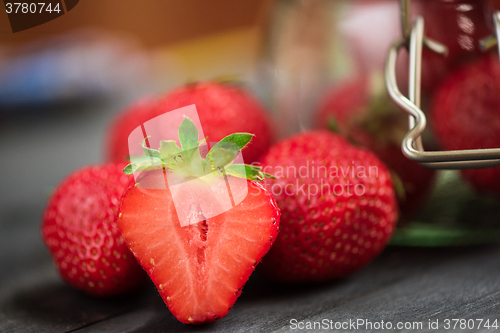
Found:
[123,116,275,182]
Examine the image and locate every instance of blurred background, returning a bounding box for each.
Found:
[0,0,350,225]
[0,0,273,211]
[0,0,280,288]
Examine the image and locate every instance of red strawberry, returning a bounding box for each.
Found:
[341,0,448,93]
[106,96,157,165]
[117,117,280,324]
[416,0,493,64]
[258,131,398,283]
[432,55,500,194]
[396,0,498,95]
[106,81,274,164]
[316,76,435,216]
[41,163,146,296]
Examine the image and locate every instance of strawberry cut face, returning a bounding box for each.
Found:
[118,109,279,323]
[117,178,280,324]
[168,173,249,227]
[125,105,260,227]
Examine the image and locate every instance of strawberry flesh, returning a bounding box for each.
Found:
[117,177,280,324]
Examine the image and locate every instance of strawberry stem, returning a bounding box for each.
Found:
[123,116,275,182]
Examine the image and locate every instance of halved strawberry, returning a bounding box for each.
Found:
[117,117,280,324]
[119,179,278,323]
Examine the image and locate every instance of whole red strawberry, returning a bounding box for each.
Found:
[106,96,157,164]
[42,163,146,296]
[316,76,435,216]
[416,0,493,64]
[432,55,500,194]
[106,81,274,164]
[258,131,398,283]
[117,117,280,324]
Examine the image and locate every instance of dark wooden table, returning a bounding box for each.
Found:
[1,100,500,333]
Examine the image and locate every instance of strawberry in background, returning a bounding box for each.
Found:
[339,0,449,95]
[418,0,495,65]
[42,163,146,296]
[106,81,274,164]
[432,55,500,195]
[316,75,435,216]
[258,131,398,283]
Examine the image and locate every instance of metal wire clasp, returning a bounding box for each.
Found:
[385,0,500,169]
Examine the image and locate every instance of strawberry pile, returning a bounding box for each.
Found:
[42,80,402,325]
[40,1,500,321]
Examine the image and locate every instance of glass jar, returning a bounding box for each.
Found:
[259,0,500,246]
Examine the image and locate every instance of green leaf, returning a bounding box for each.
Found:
[261,171,276,179]
[123,163,136,175]
[390,171,406,201]
[207,143,240,169]
[207,133,254,169]
[124,116,270,183]
[222,163,247,177]
[223,164,276,181]
[328,116,340,133]
[123,162,163,175]
[178,116,199,151]
[128,155,161,165]
[217,133,254,150]
[159,140,182,159]
[141,137,162,160]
